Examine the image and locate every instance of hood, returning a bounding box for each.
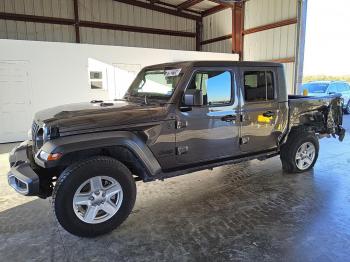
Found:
[35,100,168,135]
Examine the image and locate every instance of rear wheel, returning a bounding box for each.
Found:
[280,129,319,173]
[52,156,136,237]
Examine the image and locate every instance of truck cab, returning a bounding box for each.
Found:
[162,62,288,169]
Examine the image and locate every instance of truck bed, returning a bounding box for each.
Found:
[287,94,345,141]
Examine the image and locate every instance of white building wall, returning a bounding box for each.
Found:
[243,0,298,93]
[202,9,232,53]
[0,39,238,142]
[0,0,196,50]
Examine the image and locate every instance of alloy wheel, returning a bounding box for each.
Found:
[295,142,316,170]
[72,176,123,224]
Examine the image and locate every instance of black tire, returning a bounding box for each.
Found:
[344,101,350,114]
[280,129,319,173]
[52,156,136,237]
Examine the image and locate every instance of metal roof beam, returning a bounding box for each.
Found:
[152,1,202,15]
[243,18,297,35]
[177,0,204,11]
[200,34,231,45]
[202,4,229,17]
[208,0,234,8]
[0,12,196,38]
[0,12,74,25]
[114,0,201,21]
[80,20,196,37]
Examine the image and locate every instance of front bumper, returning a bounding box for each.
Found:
[7,141,40,196]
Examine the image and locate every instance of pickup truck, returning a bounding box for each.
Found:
[7,61,345,237]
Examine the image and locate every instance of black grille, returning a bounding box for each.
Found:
[32,121,39,142]
[32,121,40,152]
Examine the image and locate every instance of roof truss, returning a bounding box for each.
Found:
[113,0,237,20]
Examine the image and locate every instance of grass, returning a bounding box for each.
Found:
[303,75,350,83]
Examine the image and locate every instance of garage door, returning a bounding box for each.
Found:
[0,61,31,143]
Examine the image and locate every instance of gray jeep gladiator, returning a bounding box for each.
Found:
[7,61,345,237]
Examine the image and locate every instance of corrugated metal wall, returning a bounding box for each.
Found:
[0,0,302,92]
[0,0,76,42]
[243,0,298,93]
[78,0,195,50]
[202,8,232,53]
[0,0,196,50]
[244,0,297,29]
[201,0,299,93]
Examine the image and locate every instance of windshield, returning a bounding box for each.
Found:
[126,68,183,100]
[303,83,329,93]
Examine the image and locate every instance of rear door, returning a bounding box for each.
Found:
[239,68,280,152]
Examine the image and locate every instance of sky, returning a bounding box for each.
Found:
[303,0,350,76]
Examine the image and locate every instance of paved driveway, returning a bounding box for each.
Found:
[1,116,350,262]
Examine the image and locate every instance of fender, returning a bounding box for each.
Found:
[34,131,162,176]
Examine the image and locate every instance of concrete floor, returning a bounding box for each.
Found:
[1,116,350,262]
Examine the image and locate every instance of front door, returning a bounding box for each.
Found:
[239,68,280,152]
[175,68,240,166]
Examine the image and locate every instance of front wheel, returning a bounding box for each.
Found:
[52,156,136,237]
[280,129,319,173]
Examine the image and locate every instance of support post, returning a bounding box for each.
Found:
[294,0,308,94]
[196,20,202,51]
[232,3,243,60]
[73,0,80,43]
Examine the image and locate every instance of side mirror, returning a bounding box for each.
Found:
[183,89,203,106]
[328,92,336,95]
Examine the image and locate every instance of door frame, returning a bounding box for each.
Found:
[238,66,280,152]
[174,66,241,165]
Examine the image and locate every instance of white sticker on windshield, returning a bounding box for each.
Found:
[165,68,182,77]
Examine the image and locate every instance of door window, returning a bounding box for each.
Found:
[344,83,350,91]
[339,83,350,92]
[328,84,337,93]
[243,71,275,102]
[187,70,232,106]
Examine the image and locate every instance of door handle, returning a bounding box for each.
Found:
[221,115,237,122]
[262,111,275,117]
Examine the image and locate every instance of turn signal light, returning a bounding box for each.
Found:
[39,151,62,161]
[47,153,63,161]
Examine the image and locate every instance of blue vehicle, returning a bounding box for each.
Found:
[301,81,350,114]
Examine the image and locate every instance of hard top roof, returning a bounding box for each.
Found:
[144,60,283,69]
